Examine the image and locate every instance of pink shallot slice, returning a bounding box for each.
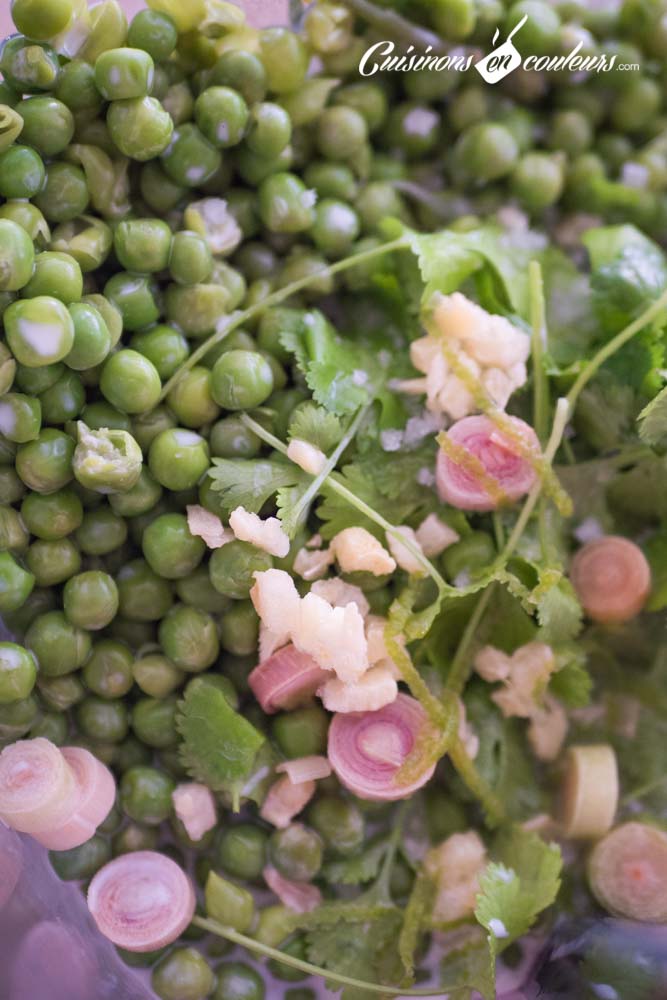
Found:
[276,755,332,784]
[260,774,316,828]
[436,414,539,511]
[87,850,196,952]
[33,747,116,851]
[262,864,322,913]
[249,644,330,714]
[328,694,436,801]
[0,738,78,834]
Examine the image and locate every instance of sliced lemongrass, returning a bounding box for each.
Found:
[33,747,116,851]
[560,744,618,839]
[87,851,196,952]
[328,693,436,801]
[0,738,78,834]
[570,535,651,624]
[588,822,667,922]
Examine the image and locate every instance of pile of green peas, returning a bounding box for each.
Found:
[0,0,666,993]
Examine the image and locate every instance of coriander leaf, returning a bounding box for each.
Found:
[288,402,343,451]
[542,246,597,368]
[306,910,405,1000]
[176,683,265,792]
[356,441,438,501]
[323,836,390,887]
[536,578,583,644]
[645,529,667,611]
[398,871,435,979]
[475,827,561,965]
[208,458,306,514]
[439,933,495,1000]
[275,483,311,538]
[583,223,666,271]
[603,326,665,394]
[306,341,375,415]
[575,378,639,453]
[583,225,667,334]
[317,463,421,540]
[606,456,667,524]
[550,645,592,708]
[638,385,667,452]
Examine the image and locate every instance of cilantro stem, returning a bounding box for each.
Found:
[566,283,667,411]
[339,0,448,54]
[240,413,450,595]
[191,916,450,995]
[529,260,549,445]
[445,585,496,696]
[449,737,505,826]
[159,235,409,401]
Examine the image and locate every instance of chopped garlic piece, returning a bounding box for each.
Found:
[183,197,242,256]
[415,514,460,557]
[492,642,556,719]
[330,527,396,576]
[250,569,301,637]
[296,593,368,683]
[310,577,369,617]
[172,783,217,842]
[287,438,327,475]
[293,545,334,581]
[260,774,315,829]
[527,695,568,761]
[401,292,530,420]
[230,506,290,558]
[425,831,487,924]
[259,623,289,662]
[186,505,233,549]
[474,645,511,682]
[386,526,425,575]
[319,665,398,712]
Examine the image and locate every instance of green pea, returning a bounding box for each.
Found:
[511,152,565,213]
[80,403,131,434]
[505,0,561,54]
[161,122,222,188]
[0,393,41,444]
[140,160,186,215]
[76,694,128,743]
[308,796,364,856]
[20,483,82,546]
[132,695,179,748]
[175,565,229,616]
[26,609,91,677]
[317,106,367,161]
[104,274,161,333]
[163,283,233,340]
[272,705,329,758]
[150,948,213,1000]
[168,231,213,287]
[39,369,85,424]
[195,85,249,149]
[107,96,174,161]
[66,302,112,371]
[0,144,45,200]
[303,162,358,202]
[11,0,74,38]
[33,162,90,223]
[211,350,274,411]
[73,423,143,495]
[548,109,593,156]
[214,962,264,1000]
[259,27,309,94]
[55,59,102,114]
[3,586,56,636]
[0,505,28,552]
[269,823,323,882]
[454,122,519,182]
[142,512,205,580]
[611,76,662,133]
[209,540,273,600]
[127,9,178,61]
[219,599,258,656]
[75,506,128,555]
[167,366,221,428]
[131,325,190,380]
[5,296,75,367]
[304,1,354,53]
[83,639,134,699]
[63,570,119,631]
[99,349,162,415]
[26,537,81,586]
[0,219,35,293]
[114,218,173,274]
[162,79,195,126]
[133,653,184,698]
[211,50,266,105]
[50,835,111,881]
[121,765,175,825]
[30,709,68,744]
[16,97,73,159]
[0,467,23,505]
[258,172,316,234]
[82,293,122,348]
[205,870,255,933]
[132,406,177,453]
[217,824,268,881]
[0,642,37,704]
[0,693,38,739]
[113,821,158,854]
[109,467,162,517]
[0,37,60,93]
[148,428,210,492]
[311,199,361,259]
[116,558,174,622]
[94,47,155,101]
[209,415,262,459]
[158,603,220,672]
[355,182,409,233]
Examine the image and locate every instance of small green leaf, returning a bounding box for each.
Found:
[208,458,306,514]
[323,837,391,887]
[439,933,495,1000]
[550,645,592,708]
[176,683,265,791]
[288,403,343,452]
[639,385,667,452]
[536,578,583,644]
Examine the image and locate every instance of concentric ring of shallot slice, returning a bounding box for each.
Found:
[87,850,196,952]
[249,643,330,713]
[436,414,539,512]
[328,694,436,801]
[0,738,78,834]
[33,747,116,851]
[570,535,651,624]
